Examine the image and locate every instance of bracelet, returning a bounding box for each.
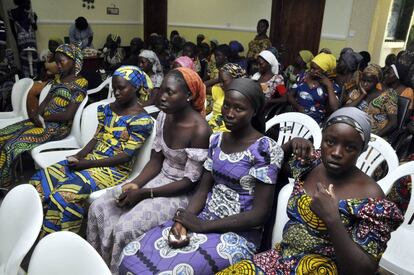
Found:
[150,188,154,199]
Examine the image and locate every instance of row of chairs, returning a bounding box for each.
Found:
[0,184,111,275]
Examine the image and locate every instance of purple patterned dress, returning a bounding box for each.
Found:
[118,132,284,274]
[87,112,208,273]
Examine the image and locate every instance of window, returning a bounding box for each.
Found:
[385,0,414,42]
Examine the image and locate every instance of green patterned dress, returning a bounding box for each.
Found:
[0,75,88,187]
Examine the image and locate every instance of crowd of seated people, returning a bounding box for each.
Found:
[1,10,414,274]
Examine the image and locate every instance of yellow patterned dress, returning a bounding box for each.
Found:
[30,104,154,236]
[218,153,404,275]
[0,75,88,187]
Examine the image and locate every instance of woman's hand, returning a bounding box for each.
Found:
[30,114,43,128]
[314,72,333,90]
[117,188,149,208]
[121,182,139,192]
[310,182,340,225]
[173,208,205,232]
[290,137,315,163]
[168,222,190,248]
[67,158,91,170]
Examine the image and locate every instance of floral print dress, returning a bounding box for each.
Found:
[118,132,284,274]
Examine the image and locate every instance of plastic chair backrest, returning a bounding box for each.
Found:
[128,117,156,179]
[265,112,322,148]
[9,78,33,117]
[38,84,52,105]
[356,134,399,179]
[27,231,111,275]
[79,101,103,147]
[87,77,113,99]
[397,95,411,130]
[70,95,89,146]
[378,162,414,274]
[0,184,43,275]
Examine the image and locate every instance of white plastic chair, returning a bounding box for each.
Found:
[30,95,89,165]
[37,83,52,105]
[265,112,322,148]
[27,231,111,275]
[87,77,113,99]
[378,162,414,275]
[356,134,399,180]
[271,134,399,247]
[267,112,321,245]
[0,78,34,129]
[0,184,43,275]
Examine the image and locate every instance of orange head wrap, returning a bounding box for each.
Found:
[175,67,206,116]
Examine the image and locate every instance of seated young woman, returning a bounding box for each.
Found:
[344,64,398,137]
[30,66,154,237]
[284,50,314,90]
[251,50,287,114]
[207,63,246,133]
[288,52,341,124]
[138,49,164,104]
[117,78,284,274]
[87,67,211,273]
[0,44,88,188]
[219,107,404,275]
[383,63,414,114]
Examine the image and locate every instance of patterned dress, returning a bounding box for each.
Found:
[251,73,287,100]
[118,132,284,275]
[30,104,154,236]
[246,38,272,60]
[87,111,208,273]
[293,81,341,124]
[208,85,229,133]
[345,87,398,134]
[0,75,88,187]
[218,155,404,275]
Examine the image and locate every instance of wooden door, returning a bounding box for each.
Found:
[143,0,167,44]
[270,0,326,67]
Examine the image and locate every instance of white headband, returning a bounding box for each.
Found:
[391,64,400,79]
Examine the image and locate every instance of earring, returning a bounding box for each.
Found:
[187,98,191,102]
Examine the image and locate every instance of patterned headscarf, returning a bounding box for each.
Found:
[113,65,149,89]
[55,44,83,76]
[175,67,206,116]
[139,50,163,73]
[299,50,314,69]
[363,64,383,82]
[259,50,279,74]
[174,56,196,71]
[220,63,246,78]
[312,52,337,74]
[324,107,371,151]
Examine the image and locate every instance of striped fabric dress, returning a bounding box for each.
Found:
[30,104,154,236]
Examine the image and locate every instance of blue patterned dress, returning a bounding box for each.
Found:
[118,132,284,275]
